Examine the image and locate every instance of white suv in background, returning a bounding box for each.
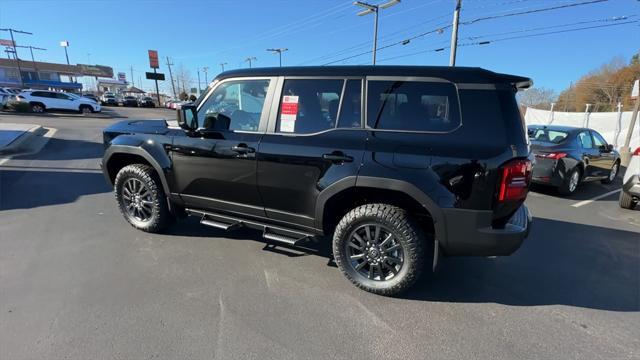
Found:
[620,147,640,210]
[16,90,101,114]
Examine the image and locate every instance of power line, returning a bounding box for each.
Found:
[320,0,612,65]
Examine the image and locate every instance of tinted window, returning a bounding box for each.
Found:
[337,79,362,128]
[31,91,51,98]
[591,131,607,148]
[531,129,569,143]
[276,79,343,134]
[367,81,460,132]
[578,131,593,148]
[55,93,71,100]
[198,79,269,132]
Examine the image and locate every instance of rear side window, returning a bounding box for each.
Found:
[276,79,343,134]
[31,91,50,98]
[367,81,460,132]
[578,132,593,148]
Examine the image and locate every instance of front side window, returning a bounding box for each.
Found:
[197,79,270,132]
[591,131,607,148]
[578,131,593,148]
[276,79,344,134]
[367,80,460,132]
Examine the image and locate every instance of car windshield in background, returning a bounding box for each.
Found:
[530,128,569,143]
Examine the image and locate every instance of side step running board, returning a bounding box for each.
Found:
[187,208,315,247]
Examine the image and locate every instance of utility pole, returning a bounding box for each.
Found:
[353,0,400,65]
[266,48,288,67]
[245,57,257,68]
[449,0,462,66]
[130,65,135,87]
[166,56,177,98]
[0,28,33,88]
[219,62,227,72]
[203,66,209,85]
[15,45,46,72]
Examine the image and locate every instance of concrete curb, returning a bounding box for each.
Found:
[0,125,46,155]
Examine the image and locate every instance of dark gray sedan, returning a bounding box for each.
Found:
[528,125,620,195]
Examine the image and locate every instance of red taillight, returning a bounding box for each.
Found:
[498,159,532,202]
[633,147,640,156]
[535,152,567,160]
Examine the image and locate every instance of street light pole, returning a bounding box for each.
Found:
[266,48,288,67]
[220,62,227,72]
[353,0,400,66]
[245,57,257,68]
[449,0,462,66]
[203,66,209,85]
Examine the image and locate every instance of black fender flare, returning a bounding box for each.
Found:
[314,176,448,248]
[102,135,172,195]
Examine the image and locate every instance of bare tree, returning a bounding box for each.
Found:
[175,64,192,96]
[517,87,557,109]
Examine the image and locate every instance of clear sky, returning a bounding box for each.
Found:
[0,0,638,94]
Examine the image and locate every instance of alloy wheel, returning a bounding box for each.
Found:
[345,224,404,281]
[609,163,618,181]
[569,171,579,192]
[121,178,154,222]
[32,104,43,113]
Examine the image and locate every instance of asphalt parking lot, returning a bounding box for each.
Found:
[1,107,638,360]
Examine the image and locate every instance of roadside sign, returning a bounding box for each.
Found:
[118,72,126,81]
[148,50,159,69]
[77,64,114,78]
[145,72,165,81]
[0,39,15,47]
[60,41,69,47]
[632,79,639,99]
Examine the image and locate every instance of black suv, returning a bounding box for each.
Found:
[102,66,533,295]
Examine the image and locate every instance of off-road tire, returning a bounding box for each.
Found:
[332,203,427,296]
[114,164,171,233]
[619,191,637,210]
[558,167,581,195]
[601,161,619,184]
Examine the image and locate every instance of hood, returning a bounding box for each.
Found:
[104,119,170,136]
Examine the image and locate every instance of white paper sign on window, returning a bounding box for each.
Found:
[279,95,299,132]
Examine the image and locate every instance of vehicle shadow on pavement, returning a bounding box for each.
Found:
[0,109,127,119]
[0,169,110,210]
[11,138,105,161]
[406,217,639,312]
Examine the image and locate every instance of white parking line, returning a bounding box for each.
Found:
[571,189,622,208]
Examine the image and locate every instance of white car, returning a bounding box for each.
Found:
[0,88,10,108]
[16,90,101,114]
[620,147,640,210]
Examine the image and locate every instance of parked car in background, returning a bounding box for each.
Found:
[528,125,620,195]
[138,96,155,107]
[101,94,118,106]
[0,88,10,108]
[16,90,101,114]
[101,65,533,296]
[619,147,639,210]
[122,96,139,107]
[82,93,99,103]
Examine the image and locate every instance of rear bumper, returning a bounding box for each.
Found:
[531,158,565,186]
[441,204,531,256]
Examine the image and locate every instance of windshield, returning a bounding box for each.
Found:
[529,128,569,143]
[67,93,80,99]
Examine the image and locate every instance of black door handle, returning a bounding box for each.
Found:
[231,144,255,154]
[322,152,353,163]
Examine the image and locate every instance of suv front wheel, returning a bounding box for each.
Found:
[332,204,427,296]
[114,164,172,233]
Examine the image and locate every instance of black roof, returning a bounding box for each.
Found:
[527,124,588,133]
[216,65,532,88]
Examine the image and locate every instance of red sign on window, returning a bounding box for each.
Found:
[148,50,159,69]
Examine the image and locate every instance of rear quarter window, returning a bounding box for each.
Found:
[367,81,460,132]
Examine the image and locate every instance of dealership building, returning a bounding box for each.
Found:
[0,58,114,92]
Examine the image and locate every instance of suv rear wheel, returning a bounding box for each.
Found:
[114,164,171,233]
[619,191,637,209]
[332,204,426,296]
[30,103,45,113]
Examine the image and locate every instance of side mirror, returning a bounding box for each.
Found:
[607,144,614,152]
[177,104,198,131]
